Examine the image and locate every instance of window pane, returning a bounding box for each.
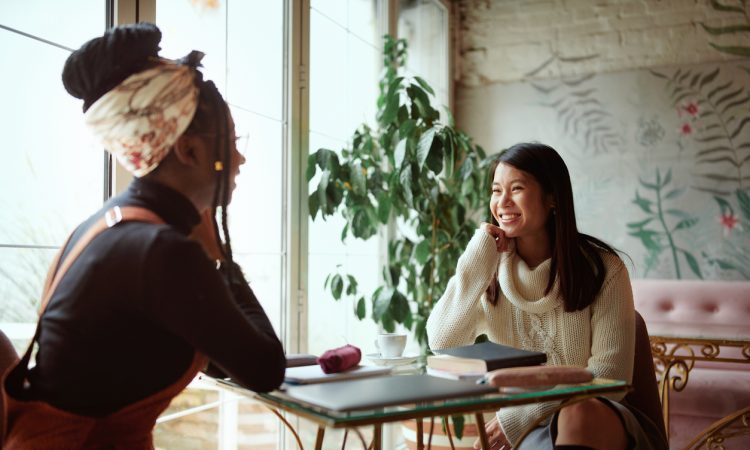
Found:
[0,6,104,338]
[156,2,285,447]
[157,2,228,92]
[227,0,283,121]
[399,0,449,108]
[0,0,104,50]
[308,1,383,356]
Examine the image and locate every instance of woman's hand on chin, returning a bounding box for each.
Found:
[481,222,510,253]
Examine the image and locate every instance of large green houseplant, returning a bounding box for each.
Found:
[306,36,490,351]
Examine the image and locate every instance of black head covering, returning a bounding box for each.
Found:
[62,22,162,112]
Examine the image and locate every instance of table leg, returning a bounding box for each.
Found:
[314,426,325,450]
[372,423,382,450]
[475,413,490,450]
[416,418,424,450]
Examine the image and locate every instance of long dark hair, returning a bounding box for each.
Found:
[485,143,618,312]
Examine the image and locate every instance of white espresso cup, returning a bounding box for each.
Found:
[375,333,407,358]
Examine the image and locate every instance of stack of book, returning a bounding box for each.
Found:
[426,341,547,382]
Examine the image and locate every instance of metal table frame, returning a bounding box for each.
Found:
[649,334,750,449]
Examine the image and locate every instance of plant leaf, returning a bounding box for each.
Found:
[306,153,318,181]
[709,43,750,58]
[331,274,343,300]
[346,275,358,295]
[426,139,444,174]
[629,229,662,252]
[700,22,750,35]
[414,239,431,264]
[414,76,435,96]
[638,177,658,191]
[308,191,320,220]
[459,156,475,181]
[394,138,408,169]
[377,192,392,223]
[673,218,699,231]
[355,296,366,320]
[626,218,654,229]
[680,249,703,279]
[709,0,744,13]
[400,165,414,207]
[664,188,684,200]
[378,93,400,125]
[399,119,417,139]
[665,209,691,220]
[390,290,410,322]
[417,128,437,168]
[633,191,653,214]
[662,169,672,187]
[451,415,466,440]
[351,161,367,196]
[736,189,750,221]
[373,287,394,319]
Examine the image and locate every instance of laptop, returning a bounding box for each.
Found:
[285,374,498,411]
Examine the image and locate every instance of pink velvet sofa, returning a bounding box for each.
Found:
[632,279,750,449]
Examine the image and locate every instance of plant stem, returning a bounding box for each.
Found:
[655,177,681,278]
[428,206,437,308]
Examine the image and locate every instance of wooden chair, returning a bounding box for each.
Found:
[623,311,668,446]
[1,328,20,441]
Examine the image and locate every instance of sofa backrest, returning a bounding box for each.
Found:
[631,279,750,370]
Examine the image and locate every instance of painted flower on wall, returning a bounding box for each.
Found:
[679,123,693,135]
[718,212,742,237]
[635,116,665,147]
[678,100,699,117]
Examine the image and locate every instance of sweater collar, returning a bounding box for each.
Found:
[499,251,561,314]
[124,177,201,235]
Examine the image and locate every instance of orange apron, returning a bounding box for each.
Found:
[2,206,209,449]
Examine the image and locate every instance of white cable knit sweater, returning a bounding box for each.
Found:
[426,229,635,446]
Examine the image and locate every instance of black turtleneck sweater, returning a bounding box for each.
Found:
[23,178,285,416]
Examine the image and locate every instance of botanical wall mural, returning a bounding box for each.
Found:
[457,59,750,281]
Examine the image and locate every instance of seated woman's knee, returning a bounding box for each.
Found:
[558,399,617,431]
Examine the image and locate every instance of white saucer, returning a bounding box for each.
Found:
[366,353,419,366]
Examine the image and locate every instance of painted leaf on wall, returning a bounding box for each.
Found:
[629,169,703,279]
[650,66,750,196]
[531,74,622,154]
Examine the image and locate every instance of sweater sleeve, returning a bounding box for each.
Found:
[497,255,635,446]
[426,229,500,350]
[587,257,635,395]
[145,234,286,393]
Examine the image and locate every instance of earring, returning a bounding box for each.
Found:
[214,161,223,171]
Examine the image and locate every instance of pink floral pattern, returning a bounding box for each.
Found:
[718,212,742,237]
[84,63,199,177]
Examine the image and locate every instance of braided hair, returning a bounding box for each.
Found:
[181,72,237,282]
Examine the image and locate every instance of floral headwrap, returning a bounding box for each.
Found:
[83,61,200,177]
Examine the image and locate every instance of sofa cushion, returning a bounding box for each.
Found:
[669,367,750,419]
[633,279,750,370]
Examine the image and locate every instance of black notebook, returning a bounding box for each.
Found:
[285,374,497,411]
[428,341,547,373]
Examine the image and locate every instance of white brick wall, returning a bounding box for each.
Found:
[457,0,746,86]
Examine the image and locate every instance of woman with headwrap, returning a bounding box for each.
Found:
[1,23,286,449]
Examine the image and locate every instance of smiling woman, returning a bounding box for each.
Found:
[427,143,669,450]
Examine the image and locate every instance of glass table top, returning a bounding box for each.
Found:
[208,375,628,426]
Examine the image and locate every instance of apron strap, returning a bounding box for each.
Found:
[6,206,165,395]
